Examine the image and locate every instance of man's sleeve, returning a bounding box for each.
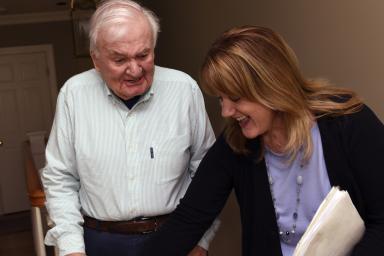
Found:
[40,88,85,256]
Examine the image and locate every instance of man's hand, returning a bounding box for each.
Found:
[65,253,86,256]
[187,246,208,256]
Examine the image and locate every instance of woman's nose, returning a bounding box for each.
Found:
[221,98,235,117]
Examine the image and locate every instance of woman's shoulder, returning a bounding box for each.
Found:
[211,133,233,154]
[334,104,379,124]
[318,104,383,137]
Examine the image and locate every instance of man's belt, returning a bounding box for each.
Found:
[83,214,170,234]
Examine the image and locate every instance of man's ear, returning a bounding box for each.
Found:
[90,51,100,71]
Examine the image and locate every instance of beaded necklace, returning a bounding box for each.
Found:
[265,158,304,244]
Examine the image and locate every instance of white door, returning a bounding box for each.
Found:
[0,45,58,214]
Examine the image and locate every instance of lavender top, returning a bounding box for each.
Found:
[264,122,332,255]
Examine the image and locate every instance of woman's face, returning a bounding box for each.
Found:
[219,94,276,139]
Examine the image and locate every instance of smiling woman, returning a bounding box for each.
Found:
[217,94,277,141]
[139,25,384,256]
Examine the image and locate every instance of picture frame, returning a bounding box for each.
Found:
[71,10,94,57]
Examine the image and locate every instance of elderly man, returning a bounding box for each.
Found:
[41,0,219,255]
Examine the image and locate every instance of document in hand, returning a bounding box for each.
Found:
[293,186,365,256]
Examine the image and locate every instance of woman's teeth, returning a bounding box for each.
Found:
[236,116,247,122]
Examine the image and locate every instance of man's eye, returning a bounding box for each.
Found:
[137,54,148,59]
[217,96,223,102]
[114,58,125,63]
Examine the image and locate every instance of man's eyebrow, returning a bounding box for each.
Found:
[108,50,124,56]
[138,48,151,54]
[107,48,151,57]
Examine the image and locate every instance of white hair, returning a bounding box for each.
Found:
[89,0,160,55]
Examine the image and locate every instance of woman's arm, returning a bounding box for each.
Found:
[344,105,384,254]
[140,135,236,255]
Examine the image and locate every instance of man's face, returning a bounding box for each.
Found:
[91,18,155,100]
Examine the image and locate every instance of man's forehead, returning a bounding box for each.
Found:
[100,14,151,36]
[98,20,153,45]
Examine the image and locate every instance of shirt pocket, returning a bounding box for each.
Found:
[145,134,191,185]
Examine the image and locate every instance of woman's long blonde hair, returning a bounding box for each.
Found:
[200,25,362,161]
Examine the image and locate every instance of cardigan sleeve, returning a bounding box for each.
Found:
[343,105,384,254]
[140,135,235,255]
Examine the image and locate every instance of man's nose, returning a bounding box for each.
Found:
[221,98,236,117]
[126,61,142,76]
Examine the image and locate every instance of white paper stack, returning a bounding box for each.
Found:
[293,187,365,256]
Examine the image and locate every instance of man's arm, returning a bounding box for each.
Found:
[41,89,86,256]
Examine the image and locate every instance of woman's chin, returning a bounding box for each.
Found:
[241,129,258,139]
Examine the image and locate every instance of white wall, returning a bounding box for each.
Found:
[148,0,384,125]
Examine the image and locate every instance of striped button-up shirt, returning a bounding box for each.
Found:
[41,66,218,255]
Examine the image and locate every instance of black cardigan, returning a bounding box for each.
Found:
[141,105,384,255]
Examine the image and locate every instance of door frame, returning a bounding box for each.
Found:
[0,44,58,214]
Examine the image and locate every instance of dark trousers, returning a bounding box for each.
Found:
[84,226,154,255]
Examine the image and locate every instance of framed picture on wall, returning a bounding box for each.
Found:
[71,10,93,57]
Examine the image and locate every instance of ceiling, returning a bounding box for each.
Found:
[0,0,98,15]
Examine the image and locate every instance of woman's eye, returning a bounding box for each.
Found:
[230,96,241,102]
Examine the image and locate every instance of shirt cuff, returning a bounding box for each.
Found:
[58,233,85,256]
[45,231,85,256]
[197,218,221,250]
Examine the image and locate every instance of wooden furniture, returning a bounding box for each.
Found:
[24,141,58,256]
